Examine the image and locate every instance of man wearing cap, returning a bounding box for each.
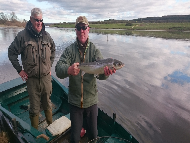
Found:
[55,16,115,142]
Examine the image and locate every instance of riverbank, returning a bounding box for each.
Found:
[0,20,26,28]
[51,22,190,40]
[52,22,190,31]
[89,29,190,40]
[0,24,24,28]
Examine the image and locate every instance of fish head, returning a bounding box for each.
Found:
[113,59,124,70]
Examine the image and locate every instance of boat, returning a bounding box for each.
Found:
[0,76,139,143]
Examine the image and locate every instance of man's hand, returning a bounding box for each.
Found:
[19,70,28,81]
[104,66,116,76]
[68,63,80,76]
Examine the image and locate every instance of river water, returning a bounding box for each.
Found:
[1,27,190,143]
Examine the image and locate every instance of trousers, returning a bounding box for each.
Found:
[70,104,98,143]
[26,74,52,115]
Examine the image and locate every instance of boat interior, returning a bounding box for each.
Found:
[0,76,137,143]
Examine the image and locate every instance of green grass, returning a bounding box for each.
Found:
[51,23,75,28]
[90,23,128,29]
[132,31,190,40]
[51,22,190,40]
[90,29,133,35]
[90,29,190,40]
[51,22,190,31]
[131,23,190,31]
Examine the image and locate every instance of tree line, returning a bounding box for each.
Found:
[0,12,27,27]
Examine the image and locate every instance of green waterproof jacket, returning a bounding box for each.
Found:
[55,40,108,108]
[8,21,55,78]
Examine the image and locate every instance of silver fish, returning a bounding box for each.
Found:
[78,58,124,76]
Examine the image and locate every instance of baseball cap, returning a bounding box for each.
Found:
[75,16,89,27]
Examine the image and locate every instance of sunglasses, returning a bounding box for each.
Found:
[76,26,88,31]
[33,18,43,22]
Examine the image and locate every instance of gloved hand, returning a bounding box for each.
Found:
[104,66,116,76]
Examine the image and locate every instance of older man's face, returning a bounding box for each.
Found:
[76,23,89,44]
[30,14,43,33]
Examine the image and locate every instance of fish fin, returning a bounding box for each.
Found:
[81,71,85,76]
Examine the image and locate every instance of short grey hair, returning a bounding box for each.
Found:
[31,8,42,17]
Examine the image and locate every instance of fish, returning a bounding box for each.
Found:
[78,58,124,77]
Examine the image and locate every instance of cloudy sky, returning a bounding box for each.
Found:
[0,0,190,23]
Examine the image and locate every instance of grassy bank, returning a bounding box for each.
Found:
[0,21,26,27]
[52,22,190,40]
[52,22,190,31]
[90,29,190,40]
[132,30,190,40]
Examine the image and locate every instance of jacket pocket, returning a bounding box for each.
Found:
[23,41,38,77]
[24,41,37,64]
[41,41,51,76]
[41,41,51,61]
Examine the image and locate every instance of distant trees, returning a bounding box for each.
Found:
[0,12,8,24]
[10,12,18,22]
[0,12,27,27]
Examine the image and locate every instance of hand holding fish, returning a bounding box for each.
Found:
[68,63,80,76]
[104,66,116,76]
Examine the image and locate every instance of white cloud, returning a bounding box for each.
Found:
[0,0,190,22]
[0,0,33,14]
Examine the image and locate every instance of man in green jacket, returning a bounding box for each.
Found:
[55,16,115,143]
[8,8,55,129]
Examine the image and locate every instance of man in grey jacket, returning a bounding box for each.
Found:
[8,8,55,129]
[55,16,115,142]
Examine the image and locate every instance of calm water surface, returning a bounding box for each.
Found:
[1,27,190,143]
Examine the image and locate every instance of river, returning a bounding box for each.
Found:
[0,27,190,143]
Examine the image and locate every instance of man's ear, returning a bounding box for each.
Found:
[30,16,32,21]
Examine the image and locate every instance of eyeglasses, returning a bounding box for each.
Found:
[33,18,43,23]
[76,26,88,31]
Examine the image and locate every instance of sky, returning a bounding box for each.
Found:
[0,0,190,23]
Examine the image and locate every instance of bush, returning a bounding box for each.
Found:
[125,22,133,26]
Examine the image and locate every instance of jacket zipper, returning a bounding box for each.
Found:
[37,38,41,91]
[79,42,89,108]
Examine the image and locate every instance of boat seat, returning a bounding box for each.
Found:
[47,115,71,136]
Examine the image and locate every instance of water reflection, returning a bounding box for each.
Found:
[166,71,190,84]
[89,32,190,143]
[1,27,190,143]
[0,27,20,41]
